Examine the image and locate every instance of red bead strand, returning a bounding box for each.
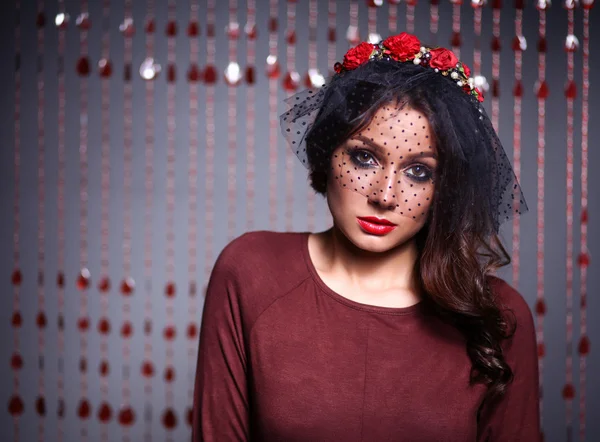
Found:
[142,0,160,439]
[35,1,47,440]
[245,0,257,233]
[186,0,201,424]
[563,1,576,437]
[267,0,279,230]
[76,2,92,439]
[490,0,502,131]
[306,0,320,233]
[10,2,24,440]
[406,0,417,34]
[55,1,68,439]
[97,1,113,436]
[284,0,298,233]
[429,0,440,43]
[388,0,399,34]
[203,0,217,298]
[535,1,549,439]
[511,0,524,290]
[226,0,240,243]
[163,2,178,435]
[450,0,462,59]
[578,3,592,440]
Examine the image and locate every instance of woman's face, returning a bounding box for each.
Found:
[326,104,438,253]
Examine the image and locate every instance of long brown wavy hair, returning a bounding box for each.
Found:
[305,61,518,403]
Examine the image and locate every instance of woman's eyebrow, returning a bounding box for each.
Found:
[352,134,438,160]
[350,134,387,155]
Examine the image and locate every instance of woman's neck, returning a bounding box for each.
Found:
[317,226,421,294]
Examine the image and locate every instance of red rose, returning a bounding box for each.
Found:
[382,32,421,61]
[429,48,459,70]
[462,63,471,78]
[342,42,375,70]
[474,87,484,102]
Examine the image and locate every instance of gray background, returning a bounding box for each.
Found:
[0,0,599,441]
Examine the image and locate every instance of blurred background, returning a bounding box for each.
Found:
[0,0,598,441]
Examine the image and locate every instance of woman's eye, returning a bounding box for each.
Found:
[405,165,432,181]
[350,149,377,167]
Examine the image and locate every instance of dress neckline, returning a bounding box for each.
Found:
[300,231,426,316]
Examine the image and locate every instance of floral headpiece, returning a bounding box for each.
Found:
[333,32,484,103]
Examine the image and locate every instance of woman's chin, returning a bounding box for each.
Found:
[341,224,412,254]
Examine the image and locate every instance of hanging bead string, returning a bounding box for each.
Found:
[406,0,416,34]
[97,0,112,435]
[118,0,135,435]
[54,1,68,439]
[388,0,399,33]
[322,1,336,230]
[511,0,524,289]
[163,0,178,436]
[472,0,483,75]
[284,0,298,232]
[9,0,23,439]
[367,1,380,43]
[490,0,501,131]
[563,1,576,437]
[186,0,200,429]
[429,0,439,44]
[245,1,257,232]
[348,1,360,46]
[226,0,240,241]
[306,0,320,232]
[75,1,92,437]
[267,0,279,230]
[35,0,47,439]
[141,0,159,439]
[328,0,337,76]
[324,0,337,229]
[578,2,593,440]
[204,0,217,291]
[534,0,549,438]
[450,0,461,61]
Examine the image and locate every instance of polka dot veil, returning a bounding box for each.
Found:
[279,58,528,233]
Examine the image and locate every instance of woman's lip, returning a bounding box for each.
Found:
[356,219,397,236]
[357,216,397,226]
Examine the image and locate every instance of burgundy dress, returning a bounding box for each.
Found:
[192,230,541,441]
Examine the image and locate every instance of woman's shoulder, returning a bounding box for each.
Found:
[486,275,532,317]
[219,229,302,258]
[209,231,311,322]
[214,230,307,278]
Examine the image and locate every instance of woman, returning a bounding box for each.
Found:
[192,32,541,441]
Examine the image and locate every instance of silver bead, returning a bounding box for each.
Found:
[474,75,489,92]
[536,0,551,9]
[139,57,161,80]
[224,61,242,86]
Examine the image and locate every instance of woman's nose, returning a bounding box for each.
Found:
[367,170,398,210]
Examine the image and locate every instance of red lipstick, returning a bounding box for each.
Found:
[356,216,397,236]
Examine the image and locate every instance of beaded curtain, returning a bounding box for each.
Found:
[0,1,598,441]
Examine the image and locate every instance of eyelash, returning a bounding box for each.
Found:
[346,147,378,168]
[405,165,433,182]
[345,147,433,182]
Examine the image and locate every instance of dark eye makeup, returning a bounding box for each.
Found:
[344,145,434,183]
[345,146,378,169]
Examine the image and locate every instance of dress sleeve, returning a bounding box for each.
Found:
[476,282,542,442]
[192,250,250,441]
